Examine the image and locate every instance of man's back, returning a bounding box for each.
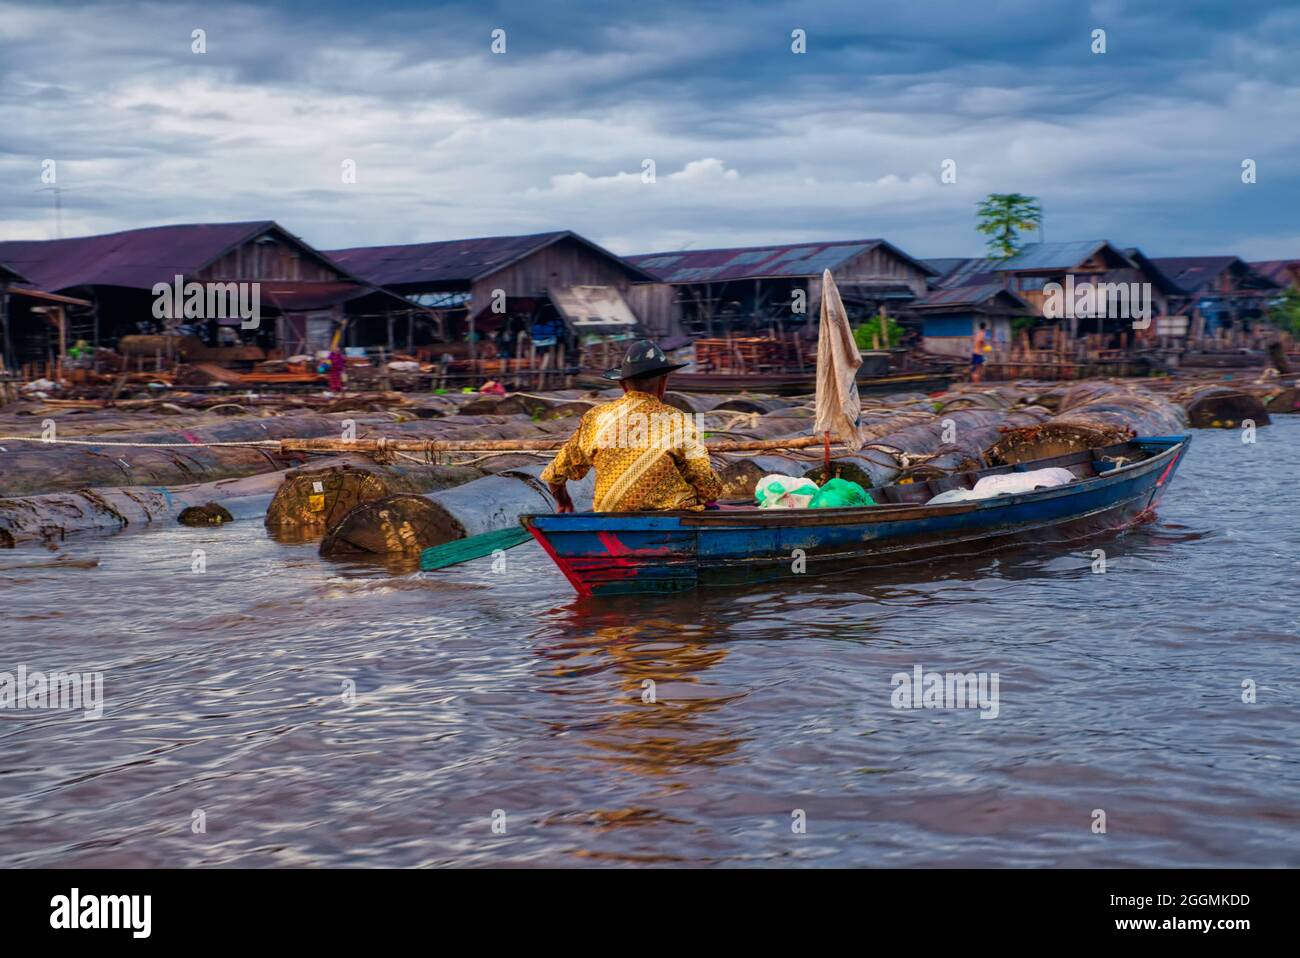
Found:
[540,390,723,512]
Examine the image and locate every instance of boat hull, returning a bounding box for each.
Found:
[523,436,1190,596]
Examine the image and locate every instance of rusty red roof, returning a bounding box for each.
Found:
[628,239,936,284]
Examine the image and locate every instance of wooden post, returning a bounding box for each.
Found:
[0,287,10,376]
[468,309,476,369]
[56,307,67,383]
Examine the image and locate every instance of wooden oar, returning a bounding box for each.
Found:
[419,526,533,571]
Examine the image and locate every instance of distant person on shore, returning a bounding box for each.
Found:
[541,339,722,513]
[494,328,513,361]
[327,347,346,393]
[971,321,989,383]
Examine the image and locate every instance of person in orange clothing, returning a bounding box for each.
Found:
[541,340,723,513]
[971,321,989,383]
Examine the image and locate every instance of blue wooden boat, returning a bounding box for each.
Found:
[521,435,1191,596]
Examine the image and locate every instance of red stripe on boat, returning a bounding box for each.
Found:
[524,524,593,597]
[1155,455,1178,487]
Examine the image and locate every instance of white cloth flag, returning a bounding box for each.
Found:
[812,269,863,450]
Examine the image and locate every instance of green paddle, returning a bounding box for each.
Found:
[419,526,533,571]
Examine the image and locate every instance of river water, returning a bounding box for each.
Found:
[2,418,1297,867]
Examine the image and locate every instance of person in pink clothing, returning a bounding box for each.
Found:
[327,348,346,393]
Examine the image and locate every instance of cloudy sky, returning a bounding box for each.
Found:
[2,0,1298,259]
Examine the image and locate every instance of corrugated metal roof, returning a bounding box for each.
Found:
[915,284,1027,310]
[627,239,936,283]
[327,231,657,288]
[1250,259,1300,286]
[0,262,32,284]
[1148,256,1239,292]
[0,221,283,292]
[926,242,1134,287]
[328,232,567,287]
[1149,256,1282,294]
[929,257,1000,289]
[1121,248,1185,295]
[921,257,968,279]
[260,281,379,312]
[997,240,1131,271]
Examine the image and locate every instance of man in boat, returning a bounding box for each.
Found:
[541,339,723,513]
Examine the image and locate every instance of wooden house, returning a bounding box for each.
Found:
[925,241,1180,341]
[1148,256,1281,336]
[626,239,936,338]
[0,221,422,364]
[326,231,659,359]
[912,285,1029,358]
[1249,259,1300,292]
[0,262,92,375]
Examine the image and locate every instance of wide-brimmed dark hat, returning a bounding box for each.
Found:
[601,339,689,381]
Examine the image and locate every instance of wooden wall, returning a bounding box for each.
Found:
[469,236,636,301]
[623,283,680,337]
[197,231,341,283]
[804,244,932,319]
[465,235,670,334]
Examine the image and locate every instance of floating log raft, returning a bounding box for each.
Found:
[0,415,342,498]
[276,432,864,457]
[0,462,332,547]
[803,408,1006,487]
[893,408,1052,482]
[711,397,798,415]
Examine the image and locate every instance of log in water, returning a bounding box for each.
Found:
[990,385,1187,464]
[264,462,485,535]
[1180,385,1271,428]
[1265,385,1300,414]
[318,467,596,558]
[0,464,312,546]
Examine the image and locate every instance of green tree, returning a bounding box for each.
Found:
[976,193,1043,260]
[854,314,903,350]
[1267,286,1300,336]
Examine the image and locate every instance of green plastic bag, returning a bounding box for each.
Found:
[809,477,875,509]
[755,474,819,508]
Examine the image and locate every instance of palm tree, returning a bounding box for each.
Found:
[976,193,1042,259]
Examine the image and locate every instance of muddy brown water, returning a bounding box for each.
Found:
[1,419,1297,866]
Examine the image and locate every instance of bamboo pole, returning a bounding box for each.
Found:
[277,433,842,456]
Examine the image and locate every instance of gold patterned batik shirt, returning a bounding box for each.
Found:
[539,390,724,512]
